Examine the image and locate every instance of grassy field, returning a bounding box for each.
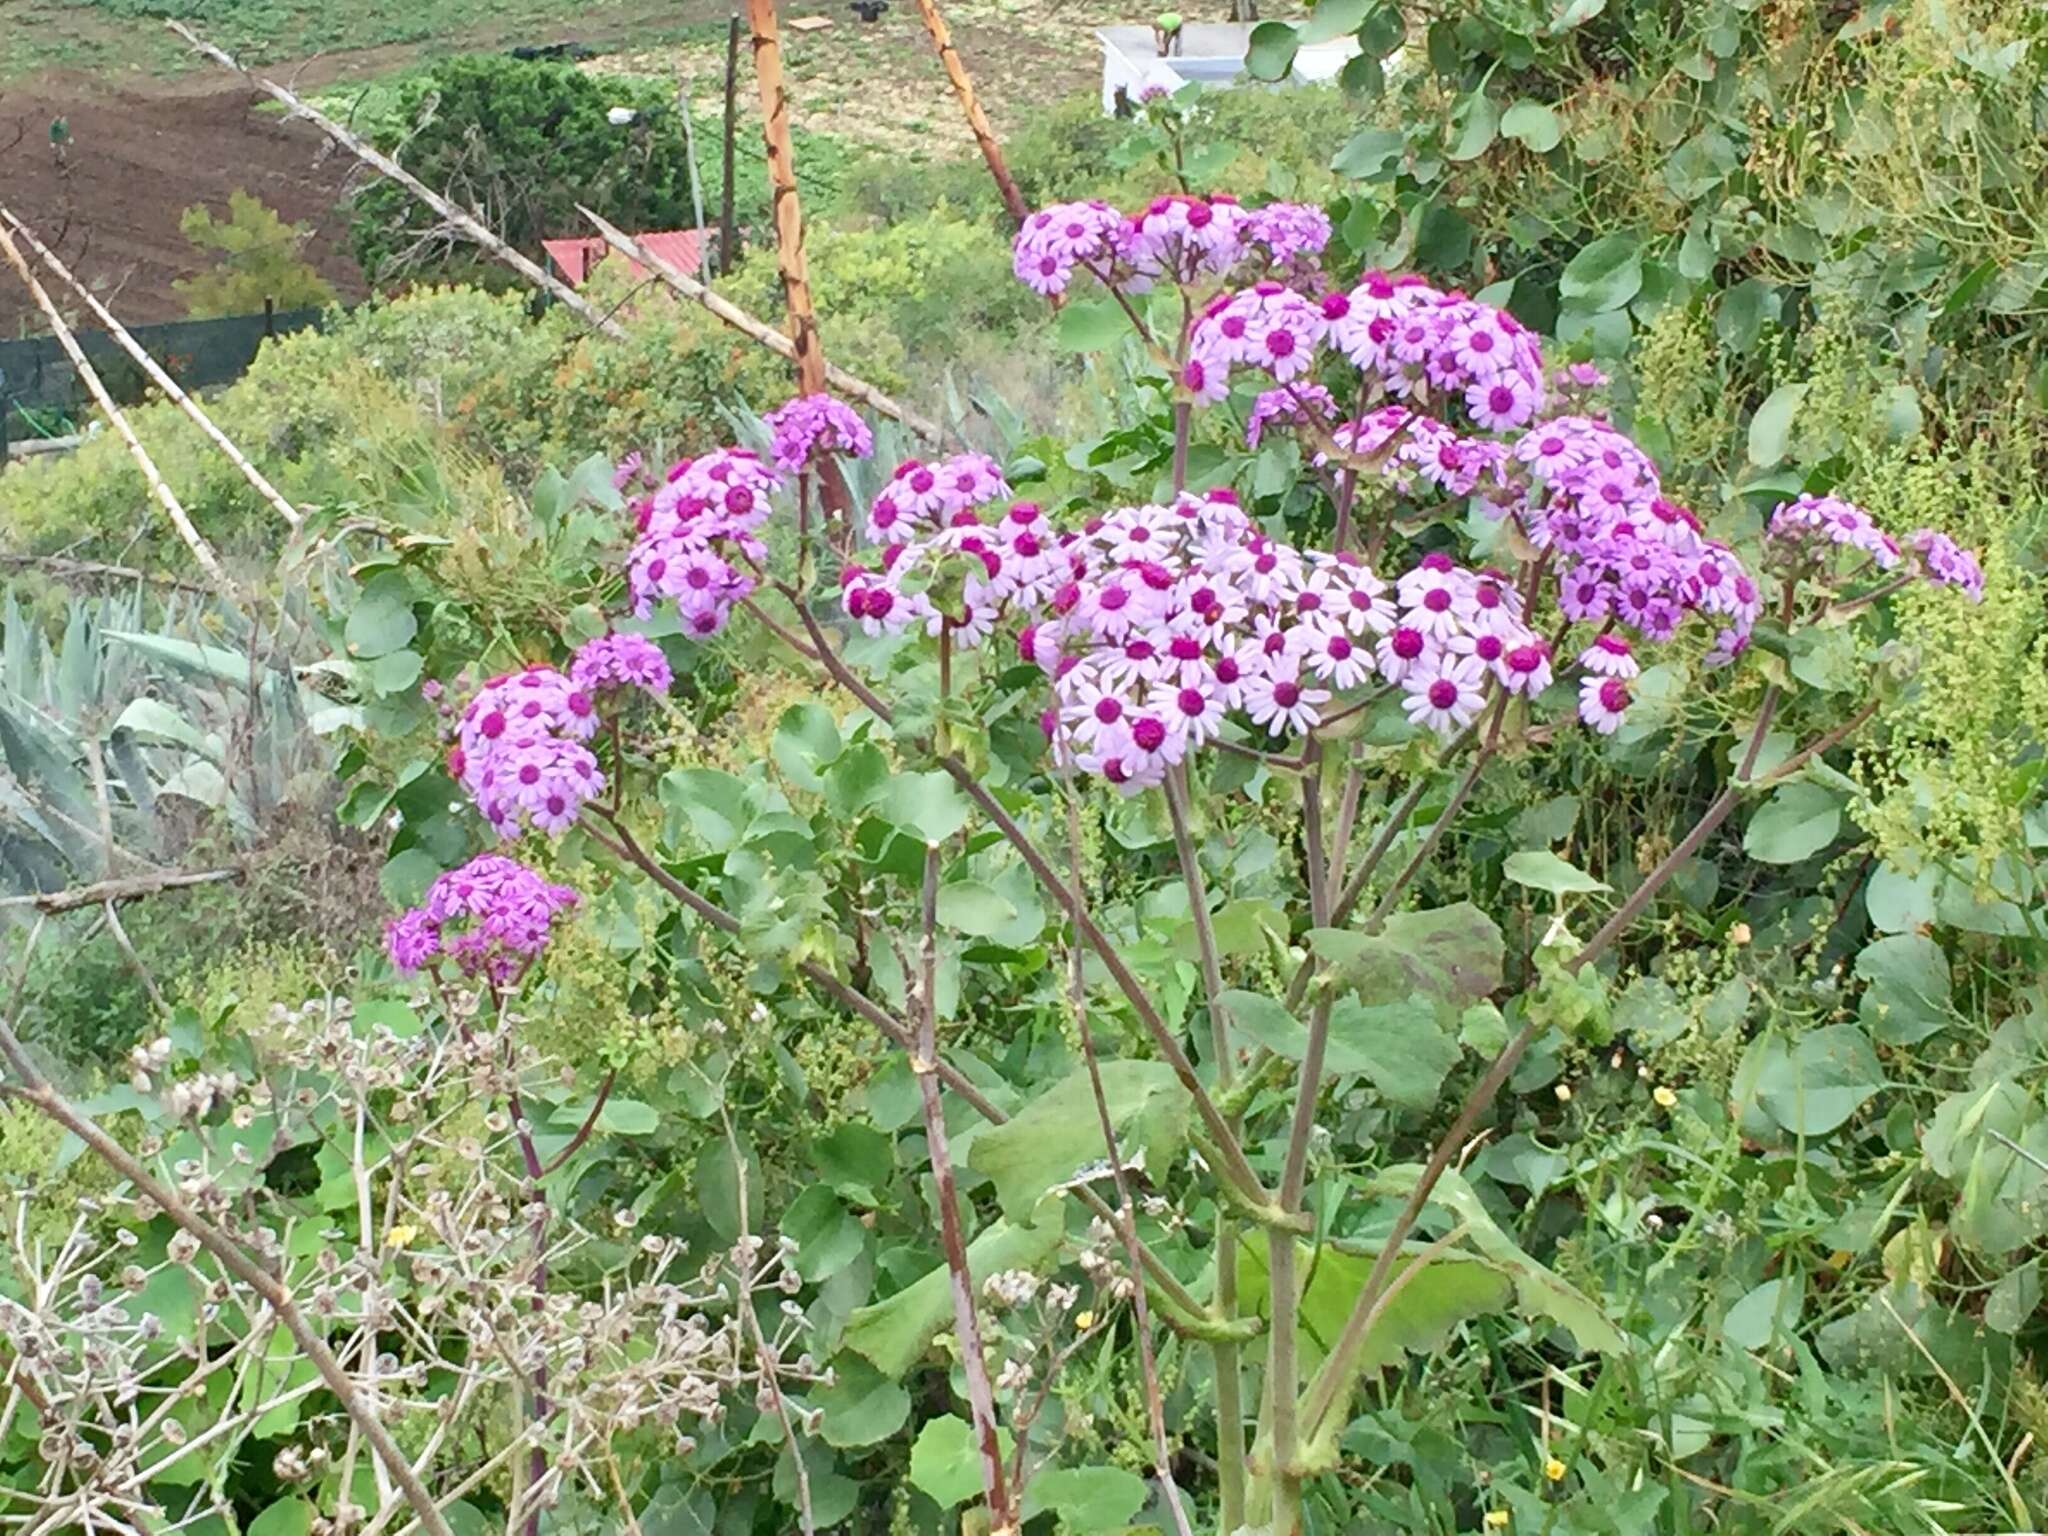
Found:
[0,0,709,85]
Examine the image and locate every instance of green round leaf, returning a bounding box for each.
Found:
[344,571,419,660]
[936,879,1018,938]
[1245,20,1302,81]
[1746,382,1808,467]
[1503,849,1610,895]
[781,1183,866,1282]
[1742,782,1843,864]
[1023,1466,1150,1529]
[1558,233,1644,313]
[1447,89,1500,161]
[1500,98,1562,152]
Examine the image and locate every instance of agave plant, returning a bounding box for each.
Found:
[0,585,324,896]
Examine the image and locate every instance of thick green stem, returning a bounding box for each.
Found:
[1162,764,1248,1533]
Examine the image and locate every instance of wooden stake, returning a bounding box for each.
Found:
[167,20,626,341]
[744,0,826,397]
[1,205,303,534]
[0,224,251,615]
[576,206,939,441]
[911,0,1030,230]
[721,8,742,275]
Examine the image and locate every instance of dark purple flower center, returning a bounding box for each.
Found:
[1424,588,1452,613]
[1274,680,1301,707]
[1132,717,1167,752]
[1428,679,1459,709]
[1176,687,1206,717]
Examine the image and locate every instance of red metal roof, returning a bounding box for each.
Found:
[542,229,707,286]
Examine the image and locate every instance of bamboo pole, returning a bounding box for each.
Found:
[911,0,1030,229]
[744,0,827,398]
[166,21,627,341]
[0,224,252,615]
[577,206,939,441]
[0,206,304,534]
[720,8,742,274]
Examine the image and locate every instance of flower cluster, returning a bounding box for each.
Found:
[1767,492,1903,570]
[1012,199,1128,298]
[843,500,1060,646]
[626,448,784,636]
[1910,527,1986,601]
[1190,268,1547,437]
[1245,201,1332,270]
[449,667,604,836]
[761,393,875,475]
[386,854,579,984]
[1517,415,1763,666]
[1006,492,1560,787]
[1012,193,1327,302]
[862,453,1010,544]
[570,632,674,697]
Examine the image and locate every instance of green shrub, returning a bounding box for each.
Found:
[348,54,853,285]
[173,190,338,318]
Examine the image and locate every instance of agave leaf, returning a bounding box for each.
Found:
[106,631,261,691]
[114,698,220,761]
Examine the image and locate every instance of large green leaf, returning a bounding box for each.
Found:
[1022,1466,1150,1528]
[780,1183,866,1282]
[1746,382,1808,467]
[1308,902,1504,1020]
[1374,1167,1627,1354]
[1854,934,1951,1044]
[343,571,419,660]
[968,1061,1189,1221]
[1244,20,1301,81]
[1733,1024,1883,1137]
[876,769,971,843]
[936,879,1017,938]
[1743,782,1843,864]
[1324,998,1460,1110]
[660,766,750,852]
[843,1215,1061,1376]
[1558,234,1643,313]
[1447,89,1500,161]
[814,1354,912,1449]
[1220,992,1459,1109]
[1500,98,1562,152]
[909,1415,1011,1508]
[1503,850,1609,895]
[1238,1236,1512,1378]
[772,702,842,791]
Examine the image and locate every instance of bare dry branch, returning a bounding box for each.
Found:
[0,868,241,915]
[576,207,939,441]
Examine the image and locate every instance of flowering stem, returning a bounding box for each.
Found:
[579,808,1211,1319]
[778,591,1278,1212]
[1059,784,1199,1536]
[720,1101,817,1536]
[1160,763,1249,1534]
[1828,570,1915,618]
[1171,401,1192,495]
[539,1068,617,1175]
[1360,696,1508,929]
[913,843,1016,1532]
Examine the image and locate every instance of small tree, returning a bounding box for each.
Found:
[172,190,337,319]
